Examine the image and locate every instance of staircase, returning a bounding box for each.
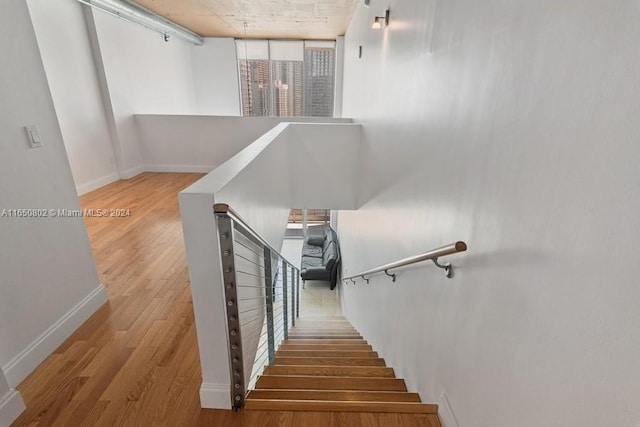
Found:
[245,316,441,423]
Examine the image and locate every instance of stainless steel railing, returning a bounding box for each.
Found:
[343,241,468,283]
[214,204,300,409]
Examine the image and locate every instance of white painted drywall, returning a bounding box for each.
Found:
[179,122,361,408]
[136,115,353,172]
[89,9,199,177]
[27,0,119,195]
[191,38,241,116]
[339,1,640,426]
[0,0,107,387]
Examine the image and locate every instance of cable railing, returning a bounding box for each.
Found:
[214,203,300,409]
[343,241,468,283]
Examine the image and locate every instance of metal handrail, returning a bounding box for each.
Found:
[343,241,467,282]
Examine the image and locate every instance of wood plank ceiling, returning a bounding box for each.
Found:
[131,0,359,39]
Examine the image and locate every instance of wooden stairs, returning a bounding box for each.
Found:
[245,316,442,424]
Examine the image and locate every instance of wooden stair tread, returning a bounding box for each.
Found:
[279,344,373,351]
[281,339,368,345]
[244,399,438,413]
[255,375,407,391]
[274,357,387,366]
[287,335,363,339]
[247,389,422,402]
[244,317,440,421]
[289,328,360,335]
[276,350,378,358]
[264,365,395,377]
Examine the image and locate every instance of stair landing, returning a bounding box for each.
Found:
[245,316,442,425]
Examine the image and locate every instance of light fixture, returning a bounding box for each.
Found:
[76,0,203,46]
[372,8,390,29]
[364,0,370,6]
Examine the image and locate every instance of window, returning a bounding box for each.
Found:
[236,40,335,117]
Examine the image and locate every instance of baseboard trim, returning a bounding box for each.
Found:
[119,165,145,179]
[0,389,26,426]
[2,285,108,386]
[439,392,460,427]
[76,171,120,196]
[200,383,232,409]
[144,164,215,173]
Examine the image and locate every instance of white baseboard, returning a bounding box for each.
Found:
[439,392,460,427]
[0,389,26,426]
[200,383,232,409]
[119,165,145,179]
[76,171,120,196]
[144,164,215,173]
[2,285,108,387]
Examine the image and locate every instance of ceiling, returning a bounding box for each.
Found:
[131,0,359,40]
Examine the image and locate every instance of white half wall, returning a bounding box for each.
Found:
[27,0,119,196]
[179,122,361,408]
[339,1,640,426]
[191,38,241,116]
[135,115,352,173]
[0,0,107,388]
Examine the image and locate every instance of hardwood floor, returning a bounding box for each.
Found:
[12,173,437,426]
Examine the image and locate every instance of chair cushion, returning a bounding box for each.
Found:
[302,245,323,258]
[301,266,331,280]
[322,241,338,270]
[301,256,323,270]
[306,235,325,246]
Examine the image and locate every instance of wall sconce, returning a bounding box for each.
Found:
[372,8,390,29]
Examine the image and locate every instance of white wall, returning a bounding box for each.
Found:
[339,1,640,426]
[27,0,119,196]
[179,122,361,408]
[0,0,107,388]
[89,9,199,177]
[191,38,241,116]
[136,115,352,172]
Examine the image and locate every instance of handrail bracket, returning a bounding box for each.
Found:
[384,269,396,282]
[432,258,453,278]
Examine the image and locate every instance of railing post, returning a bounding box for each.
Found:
[263,247,275,365]
[291,264,296,327]
[216,216,245,409]
[282,259,288,340]
[296,269,300,318]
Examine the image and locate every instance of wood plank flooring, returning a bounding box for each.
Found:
[12,172,439,427]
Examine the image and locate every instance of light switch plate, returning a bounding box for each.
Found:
[25,125,42,148]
